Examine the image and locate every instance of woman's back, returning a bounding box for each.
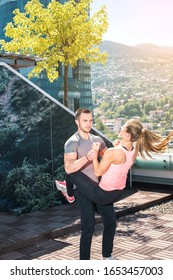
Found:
[99,146,135,191]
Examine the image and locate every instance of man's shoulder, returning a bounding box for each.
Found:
[90,133,104,142]
[65,132,79,145]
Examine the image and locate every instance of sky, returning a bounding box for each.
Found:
[91,0,173,47]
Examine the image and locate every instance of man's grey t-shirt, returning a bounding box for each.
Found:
[64,132,106,182]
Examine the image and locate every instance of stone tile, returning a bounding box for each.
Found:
[0,190,172,260]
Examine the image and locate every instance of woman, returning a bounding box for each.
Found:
[56,119,173,205]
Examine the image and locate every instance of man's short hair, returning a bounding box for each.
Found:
[75,108,92,120]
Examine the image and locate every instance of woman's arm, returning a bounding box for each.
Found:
[93,148,125,177]
[92,142,110,176]
[93,150,112,176]
[132,147,139,162]
[92,143,126,177]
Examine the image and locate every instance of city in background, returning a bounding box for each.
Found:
[0,1,173,215]
[91,41,173,145]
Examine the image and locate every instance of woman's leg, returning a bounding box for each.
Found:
[65,173,74,196]
[68,172,99,203]
[68,171,138,205]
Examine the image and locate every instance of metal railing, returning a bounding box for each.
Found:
[131,152,173,186]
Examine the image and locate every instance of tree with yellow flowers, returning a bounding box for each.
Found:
[0,0,108,108]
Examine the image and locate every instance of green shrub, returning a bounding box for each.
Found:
[5,158,63,214]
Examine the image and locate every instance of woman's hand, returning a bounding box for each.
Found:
[112,139,121,147]
[92,142,101,151]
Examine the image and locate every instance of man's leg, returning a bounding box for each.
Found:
[75,189,96,260]
[97,203,116,259]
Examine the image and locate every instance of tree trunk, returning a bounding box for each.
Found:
[64,64,68,107]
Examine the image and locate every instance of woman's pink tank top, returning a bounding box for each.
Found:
[99,146,135,191]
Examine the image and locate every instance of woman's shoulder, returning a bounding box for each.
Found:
[107,146,123,152]
[105,146,126,163]
[106,146,125,156]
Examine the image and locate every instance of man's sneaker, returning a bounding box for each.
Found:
[55,180,67,192]
[61,191,75,203]
[102,255,114,260]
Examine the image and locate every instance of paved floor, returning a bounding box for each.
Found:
[0,188,173,260]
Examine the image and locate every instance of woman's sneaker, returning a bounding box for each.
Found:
[55,180,75,203]
[55,180,67,192]
[61,191,75,203]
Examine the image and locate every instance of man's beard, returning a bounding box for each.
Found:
[79,126,91,133]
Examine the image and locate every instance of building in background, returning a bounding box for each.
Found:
[0,0,93,112]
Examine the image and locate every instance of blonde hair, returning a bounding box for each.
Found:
[125,119,173,158]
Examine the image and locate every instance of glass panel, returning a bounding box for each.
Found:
[0,63,112,214]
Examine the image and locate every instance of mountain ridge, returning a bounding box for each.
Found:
[100,40,173,56]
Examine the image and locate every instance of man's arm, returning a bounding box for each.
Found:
[64,153,88,174]
[64,149,98,174]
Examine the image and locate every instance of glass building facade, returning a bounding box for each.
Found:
[0,62,111,213]
[0,0,93,112]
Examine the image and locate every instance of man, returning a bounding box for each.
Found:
[59,108,116,260]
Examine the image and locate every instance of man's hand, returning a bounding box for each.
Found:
[86,149,98,161]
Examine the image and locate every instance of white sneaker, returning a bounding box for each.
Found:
[102,255,114,260]
[61,191,75,204]
[55,180,75,203]
[55,180,67,192]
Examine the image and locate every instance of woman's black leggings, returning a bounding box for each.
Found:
[67,171,137,205]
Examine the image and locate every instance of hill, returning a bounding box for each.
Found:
[99,40,173,57]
